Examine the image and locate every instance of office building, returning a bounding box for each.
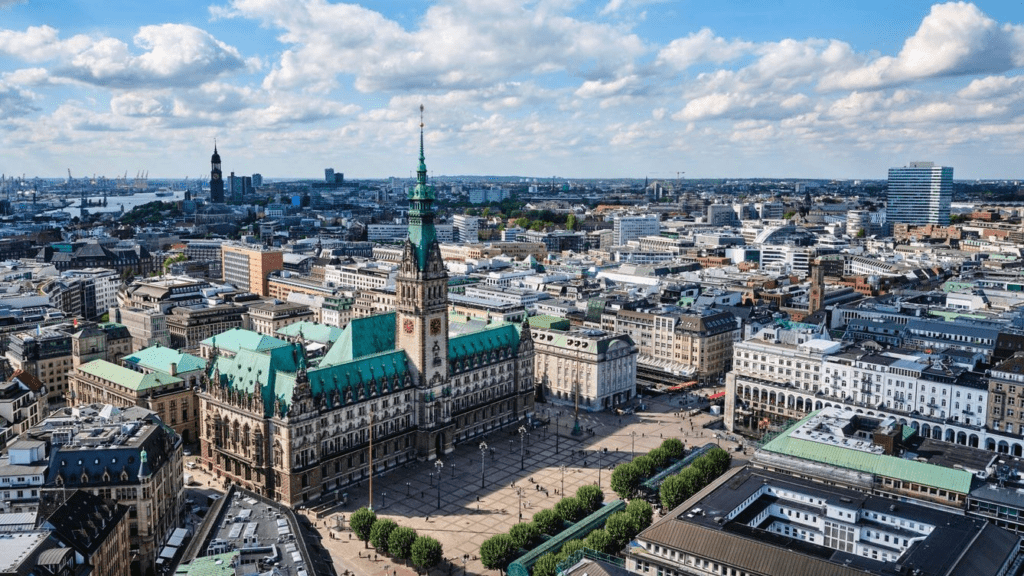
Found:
[453,214,480,244]
[530,316,638,410]
[887,161,953,225]
[221,244,284,296]
[26,404,183,576]
[627,465,1023,576]
[613,214,660,246]
[5,329,73,409]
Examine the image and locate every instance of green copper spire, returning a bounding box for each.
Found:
[407,104,437,271]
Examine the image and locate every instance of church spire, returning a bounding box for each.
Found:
[407,104,438,271]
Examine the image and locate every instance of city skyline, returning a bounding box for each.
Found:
[1,1,1022,180]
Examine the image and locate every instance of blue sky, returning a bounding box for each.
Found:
[0,1,1022,180]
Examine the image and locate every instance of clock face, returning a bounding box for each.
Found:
[430,318,442,335]
[403,319,414,334]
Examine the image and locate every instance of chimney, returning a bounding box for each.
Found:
[169,362,177,376]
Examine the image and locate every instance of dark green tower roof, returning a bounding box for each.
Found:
[407,104,438,271]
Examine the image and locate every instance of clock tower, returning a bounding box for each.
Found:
[396,106,452,458]
[210,141,224,203]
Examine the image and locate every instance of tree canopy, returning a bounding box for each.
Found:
[350,507,377,547]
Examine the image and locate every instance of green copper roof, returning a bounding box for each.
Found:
[212,343,302,417]
[122,345,206,375]
[320,313,396,367]
[406,106,438,271]
[308,349,409,402]
[275,321,345,345]
[448,322,520,361]
[527,315,571,331]
[760,411,973,494]
[200,328,290,355]
[78,359,183,393]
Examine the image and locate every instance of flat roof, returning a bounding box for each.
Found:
[761,410,974,494]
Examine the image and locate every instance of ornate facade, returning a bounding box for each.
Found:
[198,112,535,506]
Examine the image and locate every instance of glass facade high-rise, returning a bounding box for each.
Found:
[887,161,953,225]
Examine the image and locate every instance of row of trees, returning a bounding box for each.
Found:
[659,447,733,511]
[532,500,653,576]
[479,484,605,575]
[609,438,685,500]
[349,507,444,574]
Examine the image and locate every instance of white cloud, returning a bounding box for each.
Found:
[0,25,92,62]
[61,24,246,88]
[222,0,645,94]
[820,2,1024,90]
[656,28,754,70]
[958,75,1024,99]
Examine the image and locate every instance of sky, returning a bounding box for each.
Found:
[0,0,1022,180]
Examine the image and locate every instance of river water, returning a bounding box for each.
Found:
[50,190,188,215]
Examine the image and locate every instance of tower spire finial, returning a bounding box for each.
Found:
[419,104,425,167]
[214,137,217,153]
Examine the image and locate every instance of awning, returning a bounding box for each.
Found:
[666,381,698,391]
[708,391,725,400]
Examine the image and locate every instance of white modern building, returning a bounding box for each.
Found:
[613,214,660,246]
[887,161,953,225]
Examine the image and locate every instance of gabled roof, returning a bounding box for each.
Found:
[200,328,290,355]
[10,369,44,392]
[38,489,129,556]
[78,359,183,392]
[276,321,345,345]
[448,322,520,361]
[212,344,301,417]
[320,313,396,366]
[122,345,206,374]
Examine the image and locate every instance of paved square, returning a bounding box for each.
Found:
[309,390,748,576]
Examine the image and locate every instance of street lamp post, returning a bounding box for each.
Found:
[518,426,527,470]
[452,462,456,479]
[631,431,636,461]
[406,482,411,496]
[560,465,566,496]
[382,491,387,509]
[479,441,488,489]
[435,460,444,509]
[598,448,608,488]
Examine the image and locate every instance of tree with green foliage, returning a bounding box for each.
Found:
[584,528,617,555]
[856,227,866,238]
[533,509,563,535]
[369,518,398,554]
[554,497,587,524]
[605,511,641,549]
[610,462,643,500]
[533,553,561,576]
[350,507,377,548]
[389,527,418,562]
[508,522,540,550]
[647,447,669,470]
[660,438,684,460]
[625,500,654,531]
[480,534,518,575]
[411,535,444,574]
[575,484,604,514]
[565,213,578,231]
[632,455,657,478]
[659,474,690,511]
[559,539,586,558]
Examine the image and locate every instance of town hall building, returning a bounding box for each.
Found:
[197,111,536,506]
